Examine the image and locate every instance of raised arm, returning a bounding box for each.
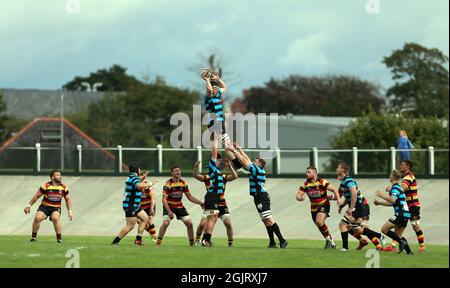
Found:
[193,161,206,181]
[204,75,213,97]
[224,159,238,181]
[225,142,251,169]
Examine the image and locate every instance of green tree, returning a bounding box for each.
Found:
[327,109,449,176]
[383,42,449,118]
[63,64,142,91]
[243,75,385,116]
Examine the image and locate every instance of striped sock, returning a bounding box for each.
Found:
[149,224,156,238]
[228,239,234,247]
[416,230,425,247]
[319,224,330,239]
[362,228,383,250]
[195,234,202,242]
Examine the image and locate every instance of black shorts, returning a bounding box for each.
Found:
[163,207,190,221]
[124,207,142,218]
[252,192,272,220]
[218,205,230,217]
[37,205,61,220]
[362,203,370,220]
[409,206,421,220]
[311,205,330,222]
[389,216,409,228]
[143,206,156,216]
[204,192,220,210]
[350,203,365,219]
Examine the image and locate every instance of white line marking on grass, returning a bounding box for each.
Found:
[27,254,41,257]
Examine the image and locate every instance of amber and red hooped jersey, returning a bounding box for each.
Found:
[163,178,189,209]
[299,178,330,212]
[203,174,229,207]
[140,186,154,209]
[39,181,69,208]
[402,171,420,208]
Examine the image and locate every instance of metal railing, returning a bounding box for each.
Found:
[0,144,448,178]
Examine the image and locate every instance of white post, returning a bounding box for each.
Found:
[275,147,281,175]
[390,146,396,172]
[429,146,435,176]
[352,147,358,175]
[157,144,163,174]
[35,143,41,173]
[77,145,82,173]
[312,147,319,173]
[196,146,202,173]
[117,145,122,173]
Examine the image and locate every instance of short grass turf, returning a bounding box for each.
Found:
[0,235,447,268]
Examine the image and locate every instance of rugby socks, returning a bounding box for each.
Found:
[348,229,362,240]
[195,233,202,242]
[319,224,330,239]
[266,226,276,245]
[341,231,349,250]
[228,239,234,247]
[202,233,212,244]
[56,234,62,242]
[362,228,383,250]
[112,236,121,244]
[31,232,37,239]
[156,237,163,246]
[385,230,402,243]
[415,230,425,248]
[146,224,156,238]
[271,223,285,243]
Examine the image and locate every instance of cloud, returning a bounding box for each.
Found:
[278,32,333,68]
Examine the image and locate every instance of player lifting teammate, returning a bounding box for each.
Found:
[193,156,238,247]
[24,169,73,243]
[225,142,288,248]
[156,166,204,246]
[296,166,341,249]
[374,169,413,255]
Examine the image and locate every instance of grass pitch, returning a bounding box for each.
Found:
[0,235,447,268]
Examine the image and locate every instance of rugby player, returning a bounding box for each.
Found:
[225,142,288,248]
[24,169,72,243]
[112,163,152,246]
[374,169,413,255]
[336,163,383,251]
[296,166,341,249]
[139,171,158,241]
[156,166,204,246]
[193,158,238,247]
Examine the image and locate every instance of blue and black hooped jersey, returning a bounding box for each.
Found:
[207,157,224,194]
[204,88,224,123]
[390,183,411,219]
[339,175,363,205]
[122,173,142,211]
[248,163,267,194]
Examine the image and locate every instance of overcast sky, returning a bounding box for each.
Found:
[0,0,448,98]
